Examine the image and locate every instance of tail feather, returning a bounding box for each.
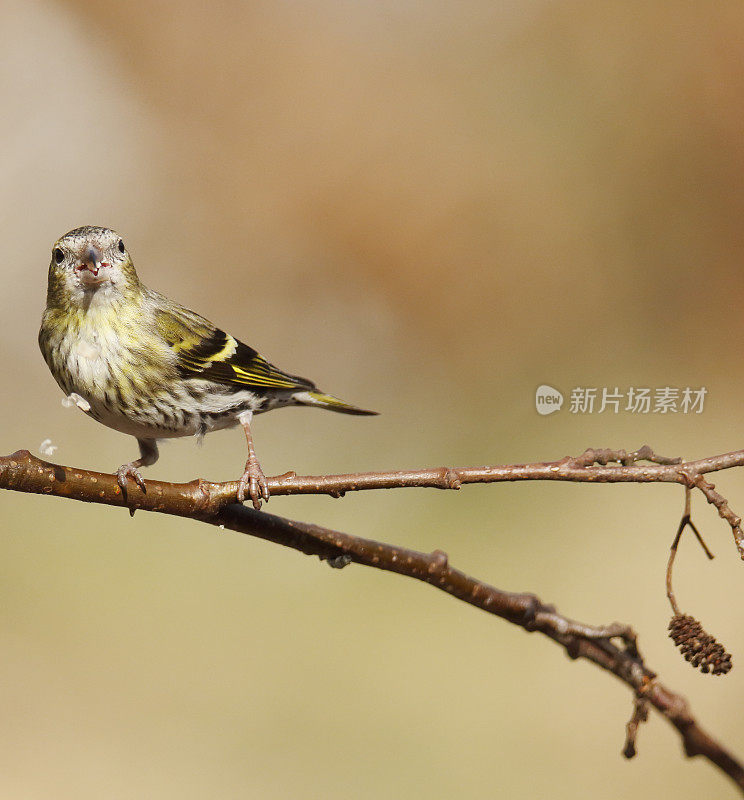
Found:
[293,390,378,416]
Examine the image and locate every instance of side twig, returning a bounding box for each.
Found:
[665,487,734,676]
[623,694,650,759]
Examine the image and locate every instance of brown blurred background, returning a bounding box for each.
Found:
[2,1,744,797]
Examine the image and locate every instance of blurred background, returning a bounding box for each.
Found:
[2,1,744,797]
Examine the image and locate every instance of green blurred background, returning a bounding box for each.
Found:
[2,1,744,797]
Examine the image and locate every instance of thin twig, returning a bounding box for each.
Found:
[623,694,650,759]
[689,474,744,557]
[666,488,716,617]
[666,514,686,617]
[4,445,744,555]
[1,448,744,792]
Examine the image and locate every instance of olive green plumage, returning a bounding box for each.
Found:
[39,225,375,506]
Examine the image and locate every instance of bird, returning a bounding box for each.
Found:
[38,226,376,509]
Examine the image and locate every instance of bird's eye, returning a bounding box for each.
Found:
[117,239,125,254]
[53,248,64,264]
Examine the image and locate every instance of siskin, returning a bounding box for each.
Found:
[39,226,376,508]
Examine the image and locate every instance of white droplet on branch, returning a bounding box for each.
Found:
[39,439,58,457]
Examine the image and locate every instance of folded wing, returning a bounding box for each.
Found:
[155,305,314,393]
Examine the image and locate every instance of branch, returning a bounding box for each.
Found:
[9,443,743,554]
[623,694,650,759]
[1,448,743,792]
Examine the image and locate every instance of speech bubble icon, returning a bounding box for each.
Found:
[535,385,563,416]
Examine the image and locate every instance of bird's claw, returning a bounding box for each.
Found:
[237,458,270,510]
[116,463,147,494]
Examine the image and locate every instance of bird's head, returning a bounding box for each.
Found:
[46,226,141,309]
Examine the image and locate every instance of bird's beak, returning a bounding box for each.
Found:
[82,244,102,274]
[75,245,108,287]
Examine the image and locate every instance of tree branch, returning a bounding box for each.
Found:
[7,444,743,554]
[1,448,744,791]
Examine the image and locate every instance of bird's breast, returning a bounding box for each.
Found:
[64,328,119,396]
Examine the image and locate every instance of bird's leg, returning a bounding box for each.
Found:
[237,411,270,509]
[116,438,159,494]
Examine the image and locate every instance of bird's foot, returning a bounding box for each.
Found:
[116,462,147,494]
[237,457,270,510]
